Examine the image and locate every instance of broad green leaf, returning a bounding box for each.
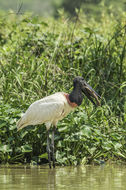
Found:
[21,145,32,153]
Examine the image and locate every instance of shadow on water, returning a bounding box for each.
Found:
[0,164,126,190]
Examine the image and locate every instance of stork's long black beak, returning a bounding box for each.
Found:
[82,81,101,106]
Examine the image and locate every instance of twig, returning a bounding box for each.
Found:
[16,1,23,15]
[70,0,82,44]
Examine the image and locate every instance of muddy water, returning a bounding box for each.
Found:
[0,164,126,190]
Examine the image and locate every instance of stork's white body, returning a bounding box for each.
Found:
[17,92,76,131]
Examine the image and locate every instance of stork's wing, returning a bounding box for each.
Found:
[17,101,64,130]
[29,101,64,123]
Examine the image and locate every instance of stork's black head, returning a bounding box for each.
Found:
[73,76,85,88]
[73,76,101,106]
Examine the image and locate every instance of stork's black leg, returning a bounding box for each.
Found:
[51,126,55,168]
[47,130,51,169]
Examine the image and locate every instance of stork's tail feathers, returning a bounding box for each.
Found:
[17,116,27,131]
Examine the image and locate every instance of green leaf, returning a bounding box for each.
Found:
[39,153,48,159]
[21,145,32,153]
[58,126,68,132]
[0,144,12,153]
[83,27,94,34]
[113,142,122,150]
[82,126,92,137]
[81,157,87,165]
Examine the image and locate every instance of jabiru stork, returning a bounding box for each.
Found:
[17,76,101,168]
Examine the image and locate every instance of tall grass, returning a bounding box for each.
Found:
[0,10,126,165]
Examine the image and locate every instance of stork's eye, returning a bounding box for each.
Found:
[81,78,84,82]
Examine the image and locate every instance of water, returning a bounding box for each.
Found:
[0,164,126,190]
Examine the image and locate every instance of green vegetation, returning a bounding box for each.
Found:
[0,9,126,165]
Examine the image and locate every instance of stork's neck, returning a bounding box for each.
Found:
[69,84,83,106]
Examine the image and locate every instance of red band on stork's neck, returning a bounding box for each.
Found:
[64,93,78,108]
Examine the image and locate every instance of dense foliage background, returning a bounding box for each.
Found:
[0,6,126,165]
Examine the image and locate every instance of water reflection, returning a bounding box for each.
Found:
[0,164,126,190]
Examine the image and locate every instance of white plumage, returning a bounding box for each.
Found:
[17,92,75,131]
